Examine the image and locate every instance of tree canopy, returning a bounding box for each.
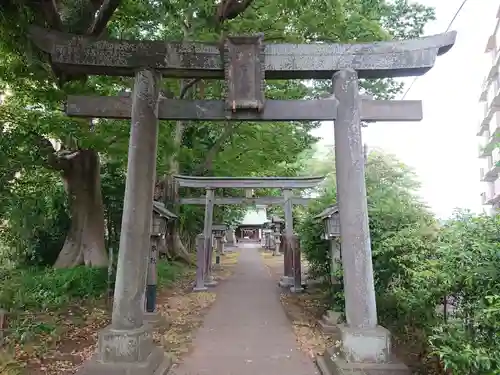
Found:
[0,0,435,268]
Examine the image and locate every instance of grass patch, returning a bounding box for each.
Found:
[0,260,192,374]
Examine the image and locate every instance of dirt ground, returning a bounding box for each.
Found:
[259,251,339,359]
[259,249,444,375]
[0,252,240,375]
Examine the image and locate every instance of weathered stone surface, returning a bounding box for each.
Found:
[29,26,456,79]
[80,345,171,375]
[316,351,410,375]
[97,325,154,362]
[174,175,325,189]
[225,229,236,246]
[193,234,208,292]
[339,324,390,363]
[318,310,342,336]
[278,276,294,287]
[333,69,377,329]
[224,35,265,112]
[282,239,294,278]
[290,235,303,293]
[202,189,215,287]
[112,69,160,331]
[273,233,281,256]
[66,96,423,122]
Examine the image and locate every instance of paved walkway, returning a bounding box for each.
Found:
[171,243,318,375]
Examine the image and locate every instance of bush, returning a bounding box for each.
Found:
[427,212,500,374]
[0,266,108,311]
[298,151,500,374]
[0,260,188,312]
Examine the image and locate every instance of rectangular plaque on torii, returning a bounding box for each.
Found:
[224,34,265,114]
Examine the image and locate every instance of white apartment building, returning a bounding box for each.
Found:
[479,4,500,212]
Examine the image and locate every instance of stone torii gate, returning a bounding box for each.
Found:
[29,26,456,375]
[174,174,324,292]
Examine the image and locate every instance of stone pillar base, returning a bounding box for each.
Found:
[273,251,282,256]
[278,276,293,287]
[77,324,172,375]
[204,276,218,287]
[290,286,304,293]
[192,285,209,292]
[316,352,409,375]
[316,325,409,375]
[143,311,167,328]
[340,324,391,363]
[317,310,342,337]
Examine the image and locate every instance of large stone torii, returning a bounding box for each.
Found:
[174,175,324,293]
[29,26,456,375]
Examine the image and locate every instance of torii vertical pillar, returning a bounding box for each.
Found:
[81,69,172,375]
[203,188,217,286]
[279,189,294,287]
[330,69,408,373]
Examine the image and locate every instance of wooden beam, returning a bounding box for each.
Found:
[179,197,311,205]
[29,26,456,79]
[174,175,325,189]
[65,97,423,122]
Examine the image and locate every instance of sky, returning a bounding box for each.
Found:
[311,0,498,219]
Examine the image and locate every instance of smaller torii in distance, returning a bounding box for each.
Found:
[174,174,325,293]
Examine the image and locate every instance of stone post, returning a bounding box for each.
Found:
[273,233,281,256]
[330,239,341,285]
[193,234,208,292]
[214,235,223,266]
[290,235,303,293]
[203,189,217,287]
[145,236,158,313]
[221,235,226,255]
[324,69,407,373]
[81,69,171,375]
[279,189,294,287]
[226,229,236,247]
[143,235,163,326]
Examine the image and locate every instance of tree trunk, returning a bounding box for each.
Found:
[164,171,192,264]
[155,120,193,264]
[54,149,108,268]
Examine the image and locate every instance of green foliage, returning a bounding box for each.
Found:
[297,150,500,374]
[0,260,188,312]
[0,266,108,311]
[0,169,69,267]
[0,0,436,266]
[427,212,500,374]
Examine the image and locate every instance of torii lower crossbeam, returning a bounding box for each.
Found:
[66,97,423,122]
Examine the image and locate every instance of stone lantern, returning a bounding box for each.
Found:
[271,216,285,256]
[151,203,169,236]
[262,220,273,249]
[144,201,177,324]
[315,205,341,281]
[212,224,227,266]
[316,205,340,240]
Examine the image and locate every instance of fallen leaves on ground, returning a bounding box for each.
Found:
[2,253,242,375]
[280,291,337,359]
[5,304,110,375]
[260,249,334,359]
[156,290,216,361]
[155,251,240,362]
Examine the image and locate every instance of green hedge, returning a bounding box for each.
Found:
[298,152,500,374]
